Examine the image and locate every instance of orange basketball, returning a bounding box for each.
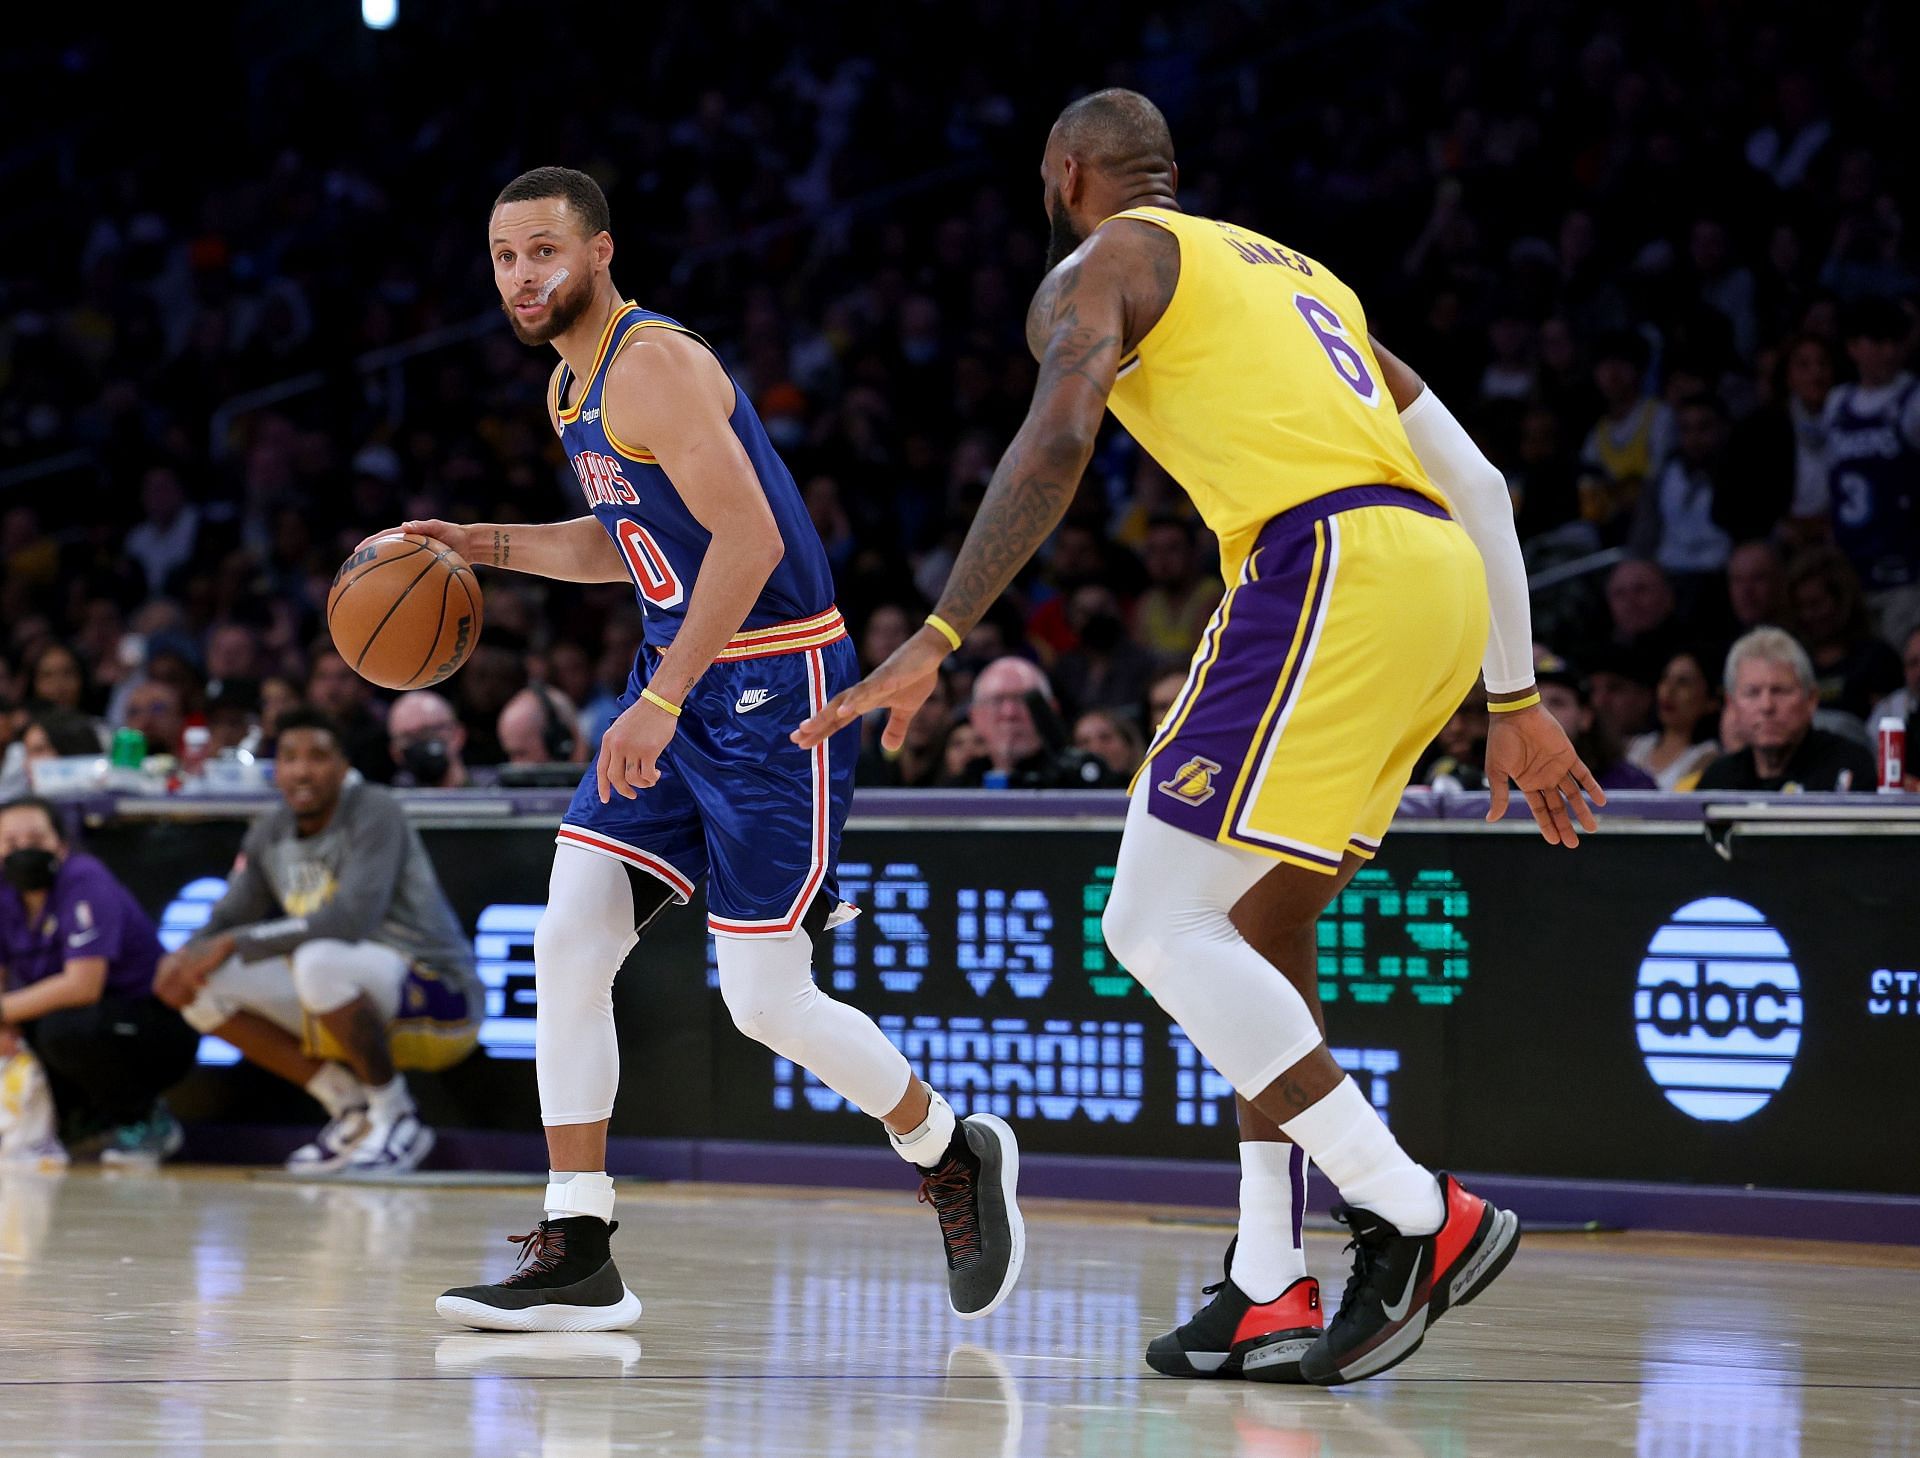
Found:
[327,533,483,691]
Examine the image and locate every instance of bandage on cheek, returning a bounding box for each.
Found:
[536,267,570,304]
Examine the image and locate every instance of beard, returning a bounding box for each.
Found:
[502,268,592,345]
[1045,187,1085,272]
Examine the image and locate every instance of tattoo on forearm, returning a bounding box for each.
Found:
[940,266,1119,631]
[492,529,509,568]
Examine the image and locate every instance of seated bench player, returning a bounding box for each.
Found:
[154,708,482,1174]
[0,795,197,1165]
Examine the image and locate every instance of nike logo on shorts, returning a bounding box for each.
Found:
[734,689,779,714]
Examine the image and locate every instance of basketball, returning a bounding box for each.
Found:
[327,532,483,691]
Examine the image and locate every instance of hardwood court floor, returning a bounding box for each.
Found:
[2,1167,1916,1457]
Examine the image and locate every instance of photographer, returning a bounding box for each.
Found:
[954,657,1123,790]
[0,796,196,1164]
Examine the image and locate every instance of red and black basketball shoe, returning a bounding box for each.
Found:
[1299,1173,1520,1386]
[1146,1240,1324,1382]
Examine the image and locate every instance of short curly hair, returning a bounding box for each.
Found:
[492,166,611,238]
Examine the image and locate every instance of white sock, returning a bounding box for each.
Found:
[365,1077,413,1124]
[546,1169,616,1223]
[888,1084,958,1168]
[1280,1077,1443,1235]
[1230,1142,1308,1301]
[304,1063,365,1118]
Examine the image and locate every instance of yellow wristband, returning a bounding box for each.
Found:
[924,614,963,652]
[639,687,682,718]
[1487,690,1542,714]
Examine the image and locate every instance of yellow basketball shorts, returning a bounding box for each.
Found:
[1134,486,1489,873]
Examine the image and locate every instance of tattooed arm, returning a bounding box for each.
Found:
[794,219,1177,750]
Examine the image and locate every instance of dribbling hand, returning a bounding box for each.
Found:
[1485,704,1607,847]
[351,520,476,560]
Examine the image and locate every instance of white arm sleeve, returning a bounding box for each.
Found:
[1399,387,1536,693]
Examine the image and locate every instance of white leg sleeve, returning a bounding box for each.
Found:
[181,955,302,1035]
[533,844,651,1127]
[1101,792,1326,1098]
[717,930,913,1119]
[288,940,409,1021]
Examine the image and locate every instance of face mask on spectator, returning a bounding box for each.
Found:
[402,739,452,786]
[3,848,59,893]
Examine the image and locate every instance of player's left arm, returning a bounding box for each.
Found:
[797,225,1158,750]
[594,332,786,799]
[0,958,108,1024]
[1372,337,1605,845]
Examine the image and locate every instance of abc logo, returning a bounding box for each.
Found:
[1634,897,1802,1123]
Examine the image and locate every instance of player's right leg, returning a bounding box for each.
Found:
[436,836,689,1332]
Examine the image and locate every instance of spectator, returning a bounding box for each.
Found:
[259,675,302,747]
[454,645,527,766]
[1419,698,1489,791]
[1726,540,1790,633]
[1537,657,1657,791]
[1755,335,1837,537]
[496,686,583,765]
[121,466,201,597]
[1146,670,1187,737]
[1601,559,1683,668]
[24,642,92,716]
[1585,645,1659,743]
[1579,332,1674,536]
[1632,395,1744,583]
[205,679,262,754]
[856,681,953,789]
[1697,628,1876,791]
[0,796,197,1164]
[153,707,481,1174]
[1074,708,1146,781]
[306,649,392,784]
[1626,649,1724,790]
[1134,517,1222,662]
[205,623,263,683]
[860,604,914,672]
[121,679,187,758]
[1025,522,1107,659]
[938,720,989,786]
[1866,625,1920,730]
[956,657,1118,788]
[1052,585,1156,721]
[1788,546,1902,721]
[388,691,474,788]
[1799,298,1920,627]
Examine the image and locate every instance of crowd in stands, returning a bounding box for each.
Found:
[3,1,1917,801]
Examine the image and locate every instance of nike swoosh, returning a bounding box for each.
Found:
[1380,1261,1422,1323]
[69,929,100,946]
[735,693,779,714]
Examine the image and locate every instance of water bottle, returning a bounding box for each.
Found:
[1877,716,1906,793]
[180,724,212,781]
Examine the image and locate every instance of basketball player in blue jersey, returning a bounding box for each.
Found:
[380,168,1023,1330]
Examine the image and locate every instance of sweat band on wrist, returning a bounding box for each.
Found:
[924,614,963,652]
[1487,690,1542,714]
[639,687,682,718]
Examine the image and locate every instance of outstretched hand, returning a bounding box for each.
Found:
[1485,705,1607,847]
[793,629,948,751]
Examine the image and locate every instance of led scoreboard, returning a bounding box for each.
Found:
[92,805,1920,1194]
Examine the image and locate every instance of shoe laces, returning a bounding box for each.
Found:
[918,1157,982,1268]
[501,1223,566,1285]
[1330,1205,1388,1317]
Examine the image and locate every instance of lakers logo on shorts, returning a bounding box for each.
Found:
[1157,754,1223,806]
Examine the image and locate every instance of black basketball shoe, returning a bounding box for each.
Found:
[919,1114,1025,1319]
[1300,1173,1520,1386]
[1146,1240,1323,1381]
[436,1216,643,1332]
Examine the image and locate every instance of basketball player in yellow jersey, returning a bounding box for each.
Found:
[800,89,1607,1385]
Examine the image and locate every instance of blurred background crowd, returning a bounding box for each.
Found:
[3,0,1917,799]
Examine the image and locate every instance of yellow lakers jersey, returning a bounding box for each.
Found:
[1102,207,1446,576]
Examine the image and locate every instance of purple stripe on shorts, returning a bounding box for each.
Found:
[1257,483,1450,544]
[1289,1143,1306,1248]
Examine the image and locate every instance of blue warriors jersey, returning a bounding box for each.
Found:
[553,303,843,650]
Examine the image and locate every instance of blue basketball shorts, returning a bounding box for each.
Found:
[558,621,860,938]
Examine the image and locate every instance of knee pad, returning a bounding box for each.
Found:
[1101,888,1167,990]
[289,939,361,1014]
[716,934,816,1052]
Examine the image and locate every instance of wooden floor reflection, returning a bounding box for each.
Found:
[2,1168,1916,1456]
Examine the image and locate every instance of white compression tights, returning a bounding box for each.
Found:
[534,844,913,1127]
[1100,792,1327,1098]
[716,931,913,1118]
